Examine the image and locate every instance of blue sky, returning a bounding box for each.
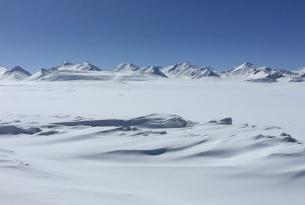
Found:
[1,0,305,71]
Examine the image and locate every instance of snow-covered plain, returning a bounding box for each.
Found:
[1,79,305,205]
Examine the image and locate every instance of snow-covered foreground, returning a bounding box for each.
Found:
[0,79,305,205]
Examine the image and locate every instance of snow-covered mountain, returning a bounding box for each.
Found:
[296,67,305,78]
[223,62,297,82]
[163,62,219,79]
[0,61,304,83]
[29,62,167,81]
[29,62,106,81]
[246,67,284,82]
[0,66,8,76]
[114,63,167,78]
[53,62,102,71]
[27,68,53,81]
[1,66,31,80]
[140,66,168,78]
[222,62,257,79]
[283,67,305,82]
[114,63,140,72]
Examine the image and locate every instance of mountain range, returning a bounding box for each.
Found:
[0,61,304,82]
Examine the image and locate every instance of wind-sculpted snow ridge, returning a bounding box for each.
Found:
[0,148,25,168]
[77,118,305,171]
[1,113,305,205]
[208,117,232,125]
[1,114,304,177]
[1,79,304,205]
[55,114,192,129]
[0,125,42,135]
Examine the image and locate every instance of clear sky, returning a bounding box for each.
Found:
[1,0,305,71]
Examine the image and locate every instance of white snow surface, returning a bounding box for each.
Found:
[0,79,305,205]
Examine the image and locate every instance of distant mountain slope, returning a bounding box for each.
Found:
[246,67,284,82]
[29,63,167,81]
[29,62,105,81]
[223,62,298,82]
[114,63,167,78]
[0,61,304,83]
[222,62,257,79]
[114,63,140,72]
[53,62,102,71]
[30,71,112,81]
[0,66,8,76]
[27,68,52,81]
[163,62,219,79]
[140,66,168,78]
[296,67,305,78]
[1,66,31,80]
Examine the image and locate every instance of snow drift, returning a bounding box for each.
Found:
[55,114,191,129]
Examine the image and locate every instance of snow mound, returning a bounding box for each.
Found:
[209,117,232,125]
[1,66,31,80]
[0,125,41,135]
[0,148,22,168]
[79,122,304,167]
[55,114,191,129]
[254,133,300,144]
[84,139,209,160]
